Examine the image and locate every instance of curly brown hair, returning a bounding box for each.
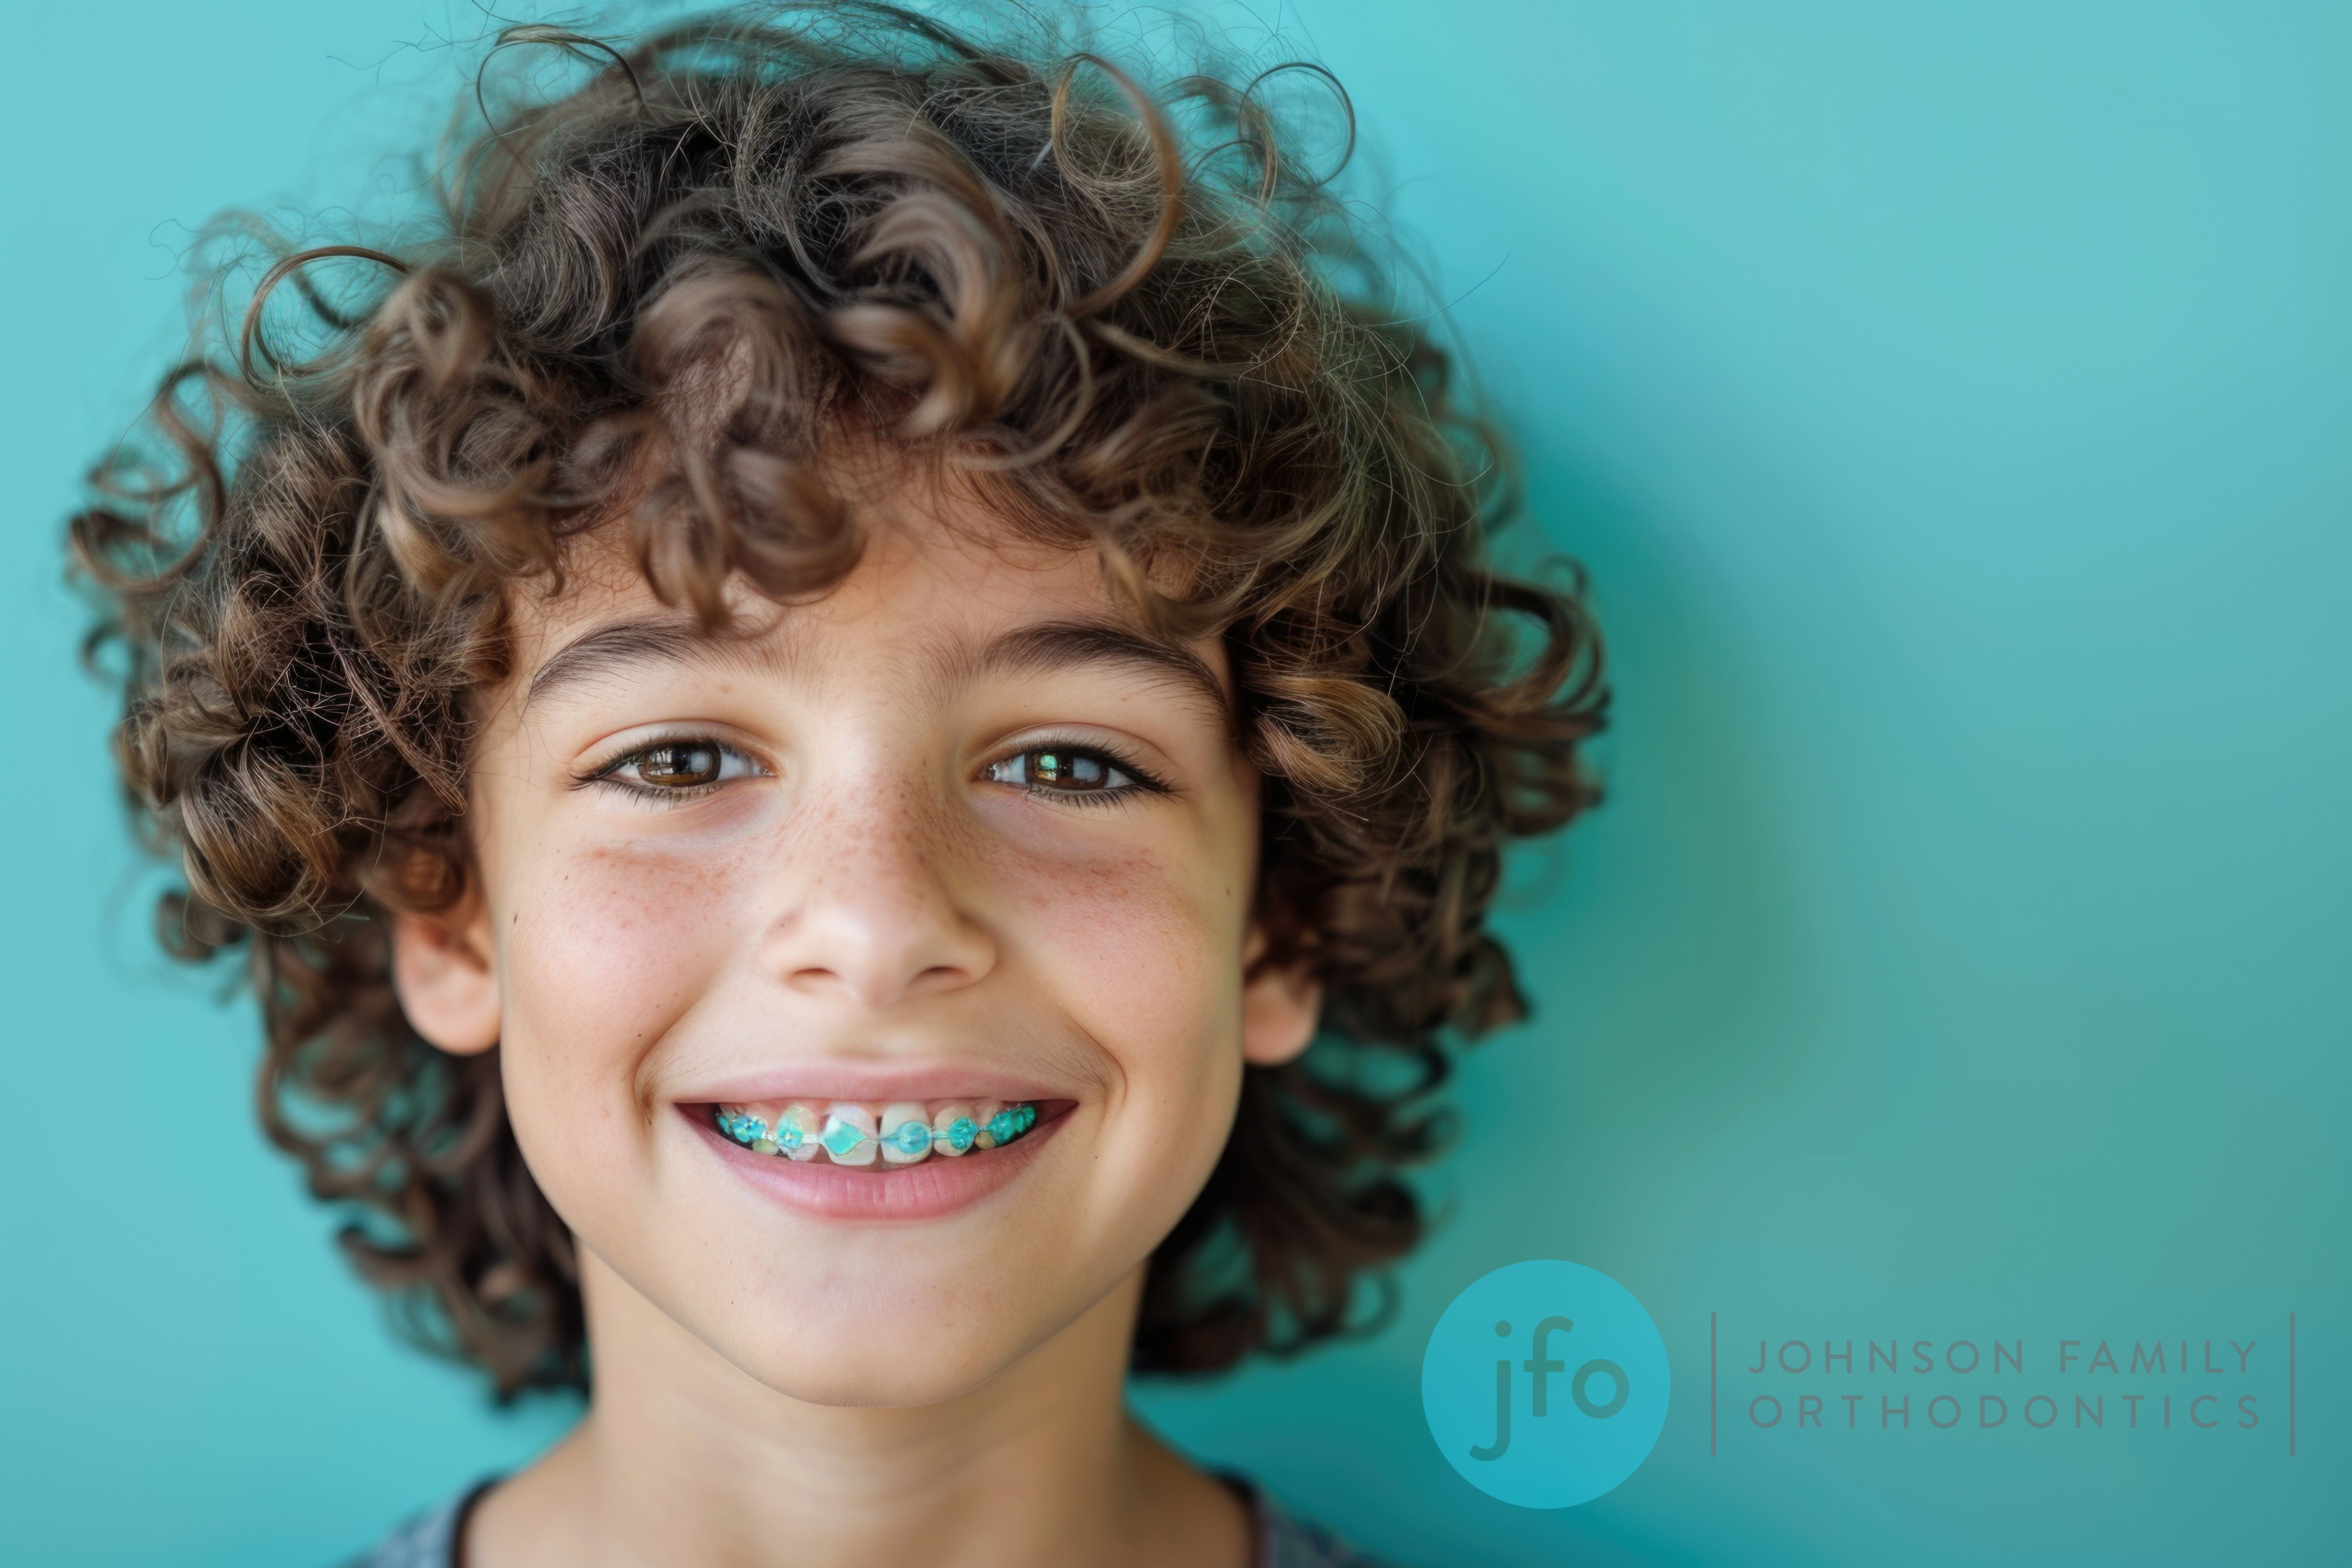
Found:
[70,2,1605,1399]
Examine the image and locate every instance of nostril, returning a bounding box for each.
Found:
[763,902,998,1005]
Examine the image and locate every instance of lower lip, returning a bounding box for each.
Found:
[686,1103,1068,1221]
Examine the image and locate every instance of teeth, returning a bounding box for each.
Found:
[718,1107,769,1147]
[931,1102,977,1155]
[879,1102,933,1164]
[714,1098,1042,1165]
[777,1103,822,1161]
[821,1103,879,1165]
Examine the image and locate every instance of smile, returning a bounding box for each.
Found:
[712,1099,1040,1166]
[692,1096,1070,1222]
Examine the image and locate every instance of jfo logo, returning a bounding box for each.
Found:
[1422,1260,1670,1507]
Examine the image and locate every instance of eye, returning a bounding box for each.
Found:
[984,744,1155,798]
[588,738,764,796]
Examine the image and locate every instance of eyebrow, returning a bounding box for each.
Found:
[960,620,1233,727]
[524,619,777,709]
[523,614,1231,724]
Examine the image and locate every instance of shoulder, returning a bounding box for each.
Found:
[343,1479,497,1568]
[1225,1473,1410,1568]
[349,1473,1400,1568]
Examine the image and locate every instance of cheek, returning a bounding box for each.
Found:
[994,834,1245,1113]
[496,836,749,1148]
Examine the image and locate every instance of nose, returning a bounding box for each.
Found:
[759,778,996,1008]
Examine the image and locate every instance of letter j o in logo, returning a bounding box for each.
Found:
[1421,1260,1669,1508]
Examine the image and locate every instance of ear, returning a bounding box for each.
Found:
[389,892,501,1056]
[1239,925,1322,1068]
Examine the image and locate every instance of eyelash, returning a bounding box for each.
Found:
[578,737,767,802]
[574,735,1170,808]
[983,737,1170,808]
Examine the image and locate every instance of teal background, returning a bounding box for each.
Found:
[2,2,2342,1562]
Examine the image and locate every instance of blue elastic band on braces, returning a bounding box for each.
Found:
[717,1102,1038,1158]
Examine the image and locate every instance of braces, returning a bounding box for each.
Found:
[715,1102,1040,1163]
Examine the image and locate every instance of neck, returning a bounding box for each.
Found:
[466,1251,1249,1568]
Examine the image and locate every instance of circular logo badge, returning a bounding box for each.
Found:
[1421,1260,1670,1508]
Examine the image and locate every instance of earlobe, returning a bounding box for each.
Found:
[389,898,502,1056]
[1239,933,1322,1067]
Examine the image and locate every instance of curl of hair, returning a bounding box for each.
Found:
[71,3,1605,1397]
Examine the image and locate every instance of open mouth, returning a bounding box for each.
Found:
[691,1098,1072,1220]
[704,1098,1063,1166]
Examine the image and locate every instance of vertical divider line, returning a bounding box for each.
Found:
[1710,1310,1718,1457]
[2289,1311,2296,1458]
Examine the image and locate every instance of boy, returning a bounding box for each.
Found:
[73,6,1604,1563]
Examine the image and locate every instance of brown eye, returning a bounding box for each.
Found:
[1031,749,1107,788]
[985,746,1137,793]
[592,738,762,796]
[636,743,723,787]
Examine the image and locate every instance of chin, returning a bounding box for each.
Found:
[714,1295,1052,1408]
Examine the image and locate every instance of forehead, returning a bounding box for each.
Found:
[501,472,1231,716]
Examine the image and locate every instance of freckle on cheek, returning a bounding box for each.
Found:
[511,847,743,1067]
[996,845,1228,1032]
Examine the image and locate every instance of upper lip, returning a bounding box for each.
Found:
[681,1058,1077,1106]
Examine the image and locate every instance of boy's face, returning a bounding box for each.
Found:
[391,472,1318,1405]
